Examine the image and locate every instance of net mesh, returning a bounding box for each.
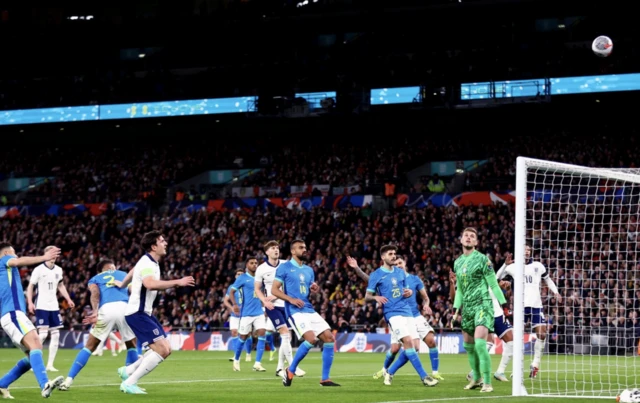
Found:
[517,159,640,398]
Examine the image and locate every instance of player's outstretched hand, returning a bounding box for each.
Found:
[43,247,61,261]
[67,300,76,309]
[374,296,388,305]
[113,280,123,288]
[504,252,513,265]
[402,288,413,298]
[555,293,563,303]
[346,256,359,269]
[178,276,195,287]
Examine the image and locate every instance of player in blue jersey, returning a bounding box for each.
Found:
[346,255,405,379]
[225,269,253,362]
[272,239,340,387]
[229,257,267,372]
[365,244,438,387]
[400,258,443,380]
[58,259,140,391]
[348,254,443,383]
[0,242,64,399]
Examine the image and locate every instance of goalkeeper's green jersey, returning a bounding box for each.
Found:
[453,249,506,310]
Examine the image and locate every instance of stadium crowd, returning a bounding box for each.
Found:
[0,128,639,357]
[1,187,639,353]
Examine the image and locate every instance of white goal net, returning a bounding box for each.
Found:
[513,156,640,398]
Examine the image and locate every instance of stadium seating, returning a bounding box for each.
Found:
[0,129,637,354]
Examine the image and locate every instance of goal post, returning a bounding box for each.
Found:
[513,156,640,398]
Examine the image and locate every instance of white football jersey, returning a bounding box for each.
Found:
[502,261,548,308]
[30,263,63,311]
[254,259,287,308]
[125,254,160,316]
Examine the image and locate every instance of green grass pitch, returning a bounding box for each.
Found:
[0,349,629,402]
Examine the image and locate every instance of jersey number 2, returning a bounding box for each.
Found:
[104,275,115,288]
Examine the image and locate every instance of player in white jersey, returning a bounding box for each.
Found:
[496,245,561,379]
[115,230,195,394]
[254,240,305,377]
[26,245,75,372]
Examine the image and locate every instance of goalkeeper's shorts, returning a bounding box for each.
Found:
[461,302,495,335]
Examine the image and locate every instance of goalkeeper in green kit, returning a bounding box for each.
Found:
[452,228,508,393]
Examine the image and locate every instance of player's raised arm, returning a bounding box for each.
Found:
[7,246,60,268]
[346,256,369,282]
[496,252,513,280]
[141,271,194,290]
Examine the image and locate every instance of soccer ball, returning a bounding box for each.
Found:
[617,388,640,402]
[592,35,613,57]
